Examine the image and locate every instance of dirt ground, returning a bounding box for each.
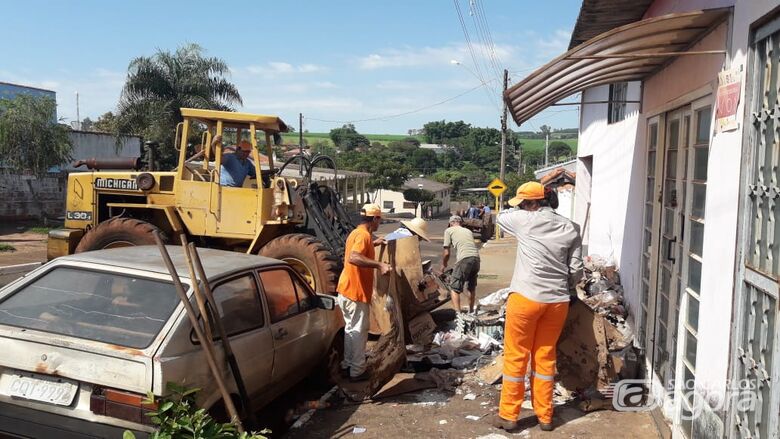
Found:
[284,228,661,438]
[0,222,48,266]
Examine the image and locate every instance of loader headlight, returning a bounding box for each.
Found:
[136,173,156,191]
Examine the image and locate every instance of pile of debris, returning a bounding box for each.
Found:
[399,255,640,413]
[578,255,633,344]
[557,255,639,410]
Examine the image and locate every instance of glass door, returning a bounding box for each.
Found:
[653,107,689,402]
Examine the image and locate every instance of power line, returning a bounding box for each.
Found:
[306,80,496,125]
[453,0,501,109]
[470,0,503,85]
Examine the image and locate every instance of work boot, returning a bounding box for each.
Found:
[539,422,554,431]
[349,370,371,382]
[489,415,518,431]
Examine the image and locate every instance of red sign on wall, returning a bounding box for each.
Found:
[716,67,742,133]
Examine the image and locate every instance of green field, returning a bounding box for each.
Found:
[281,133,577,154]
[281,133,423,147]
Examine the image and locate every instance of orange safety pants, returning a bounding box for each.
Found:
[499,292,569,424]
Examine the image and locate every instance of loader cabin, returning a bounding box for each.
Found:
[177,108,289,189]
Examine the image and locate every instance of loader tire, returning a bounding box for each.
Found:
[258,233,340,295]
[75,217,166,252]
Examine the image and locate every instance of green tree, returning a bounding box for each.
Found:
[411,148,439,174]
[422,120,471,143]
[117,43,242,169]
[93,111,118,133]
[432,169,467,192]
[311,140,337,157]
[0,95,72,176]
[80,117,94,131]
[329,124,370,151]
[548,141,573,160]
[523,149,545,167]
[337,149,410,190]
[402,188,435,217]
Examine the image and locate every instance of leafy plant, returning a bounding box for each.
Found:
[124,383,268,439]
[0,95,73,176]
[0,244,16,252]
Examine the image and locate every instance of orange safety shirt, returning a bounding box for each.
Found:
[337,224,375,303]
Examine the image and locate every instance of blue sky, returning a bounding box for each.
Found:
[1,0,583,134]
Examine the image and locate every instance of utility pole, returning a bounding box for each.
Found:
[299,113,304,149]
[499,69,508,208]
[299,113,304,177]
[544,133,549,167]
[75,91,81,130]
[496,68,509,241]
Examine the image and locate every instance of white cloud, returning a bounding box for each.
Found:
[356,43,514,70]
[241,62,327,78]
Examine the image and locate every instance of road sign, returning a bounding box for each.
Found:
[487,178,507,197]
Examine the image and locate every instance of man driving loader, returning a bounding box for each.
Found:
[220,139,256,187]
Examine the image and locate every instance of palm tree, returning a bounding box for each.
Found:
[117,43,242,168]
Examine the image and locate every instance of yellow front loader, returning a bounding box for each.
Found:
[48,108,349,294]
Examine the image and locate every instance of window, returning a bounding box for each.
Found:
[259,269,301,323]
[608,82,628,124]
[211,274,264,336]
[290,274,316,312]
[383,201,394,209]
[0,268,181,349]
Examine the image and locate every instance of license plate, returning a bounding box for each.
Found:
[4,372,78,406]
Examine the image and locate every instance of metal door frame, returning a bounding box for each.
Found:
[727,15,780,439]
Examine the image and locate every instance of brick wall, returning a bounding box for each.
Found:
[0,172,67,220]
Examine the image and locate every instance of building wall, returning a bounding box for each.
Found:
[576,81,644,317]
[556,187,575,221]
[372,188,451,217]
[576,2,780,436]
[0,173,66,220]
[66,131,141,171]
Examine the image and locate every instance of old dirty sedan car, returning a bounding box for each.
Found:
[0,246,343,438]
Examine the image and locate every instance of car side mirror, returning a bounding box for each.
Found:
[318,295,336,310]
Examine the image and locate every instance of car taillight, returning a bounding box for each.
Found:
[90,386,158,425]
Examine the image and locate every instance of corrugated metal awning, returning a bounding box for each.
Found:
[505,8,730,126]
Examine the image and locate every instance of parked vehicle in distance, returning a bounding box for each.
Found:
[0,246,343,438]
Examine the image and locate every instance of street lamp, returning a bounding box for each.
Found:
[450,59,485,85]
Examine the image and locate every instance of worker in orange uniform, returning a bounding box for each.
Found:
[491,182,582,432]
[337,204,392,382]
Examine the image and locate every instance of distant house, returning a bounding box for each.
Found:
[418,143,449,154]
[372,177,452,217]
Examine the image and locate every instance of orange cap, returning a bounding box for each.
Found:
[361,203,382,218]
[508,181,545,207]
[238,140,252,151]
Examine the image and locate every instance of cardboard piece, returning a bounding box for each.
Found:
[408,312,436,345]
[476,354,504,384]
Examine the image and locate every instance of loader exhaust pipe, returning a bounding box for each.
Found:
[72,157,141,171]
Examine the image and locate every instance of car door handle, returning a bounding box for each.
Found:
[274,327,288,340]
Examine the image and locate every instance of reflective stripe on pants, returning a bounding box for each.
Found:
[499,293,569,424]
[337,294,370,377]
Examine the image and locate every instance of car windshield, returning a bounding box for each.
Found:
[0,267,182,349]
